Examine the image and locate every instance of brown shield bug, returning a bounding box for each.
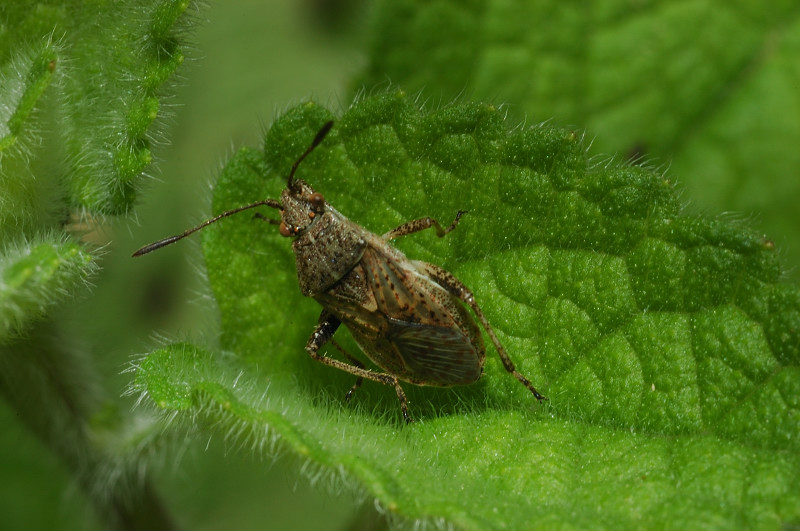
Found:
[133,121,547,422]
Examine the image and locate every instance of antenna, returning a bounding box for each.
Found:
[132,120,335,257]
[131,199,282,256]
[287,120,333,188]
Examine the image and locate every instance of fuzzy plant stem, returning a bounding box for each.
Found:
[0,320,177,531]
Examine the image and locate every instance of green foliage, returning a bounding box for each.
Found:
[358,0,800,282]
[1,1,191,216]
[0,235,96,340]
[1,0,196,334]
[0,1,197,528]
[3,1,799,529]
[135,94,800,528]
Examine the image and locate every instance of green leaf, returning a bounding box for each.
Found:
[0,0,198,326]
[0,234,97,341]
[0,3,202,527]
[135,94,800,528]
[0,0,195,216]
[1,2,200,334]
[356,0,800,282]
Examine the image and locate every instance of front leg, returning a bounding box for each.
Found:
[306,311,413,423]
[381,211,467,241]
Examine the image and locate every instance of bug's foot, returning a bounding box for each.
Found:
[344,378,362,403]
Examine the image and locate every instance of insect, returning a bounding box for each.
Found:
[133,121,546,422]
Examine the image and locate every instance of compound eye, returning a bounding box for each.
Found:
[309,192,325,211]
[279,221,292,237]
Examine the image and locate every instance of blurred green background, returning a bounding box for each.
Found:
[2,1,375,529]
[3,0,798,529]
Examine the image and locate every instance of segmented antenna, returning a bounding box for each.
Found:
[132,199,282,256]
[287,120,334,188]
[132,121,335,257]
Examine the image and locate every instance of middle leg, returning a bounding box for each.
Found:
[306,311,413,423]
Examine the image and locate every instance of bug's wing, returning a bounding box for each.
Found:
[325,243,485,386]
[362,244,452,325]
[362,244,484,386]
[387,319,483,386]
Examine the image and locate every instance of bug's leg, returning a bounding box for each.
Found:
[253,212,280,225]
[417,264,547,402]
[307,312,414,423]
[381,211,467,241]
[330,339,364,402]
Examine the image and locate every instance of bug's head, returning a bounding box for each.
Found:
[275,121,334,238]
[130,121,335,256]
[277,180,327,237]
